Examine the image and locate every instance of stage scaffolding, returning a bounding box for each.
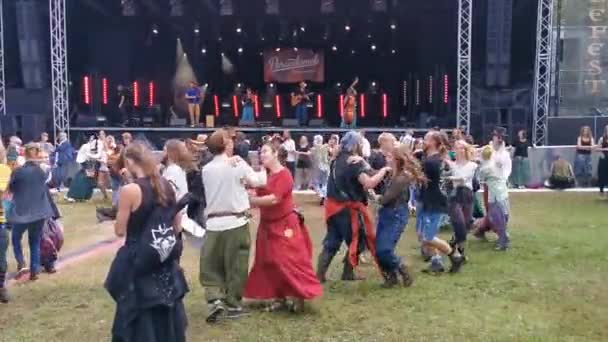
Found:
[0,1,557,140]
[0,0,6,118]
[532,0,555,146]
[50,0,70,139]
[457,0,473,134]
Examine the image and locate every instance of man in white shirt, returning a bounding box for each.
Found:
[199,128,266,323]
[282,129,297,177]
[360,130,371,159]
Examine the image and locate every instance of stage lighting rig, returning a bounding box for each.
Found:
[238,47,244,54]
[265,0,279,15]
[371,44,377,51]
[236,27,242,34]
[194,23,200,35]
[121,0,137,16]
[220,0,233,16]
[345,24,351,32]
[275,47,281,52]
[331,45,337,52]
[169,0,184,17]
[152,24,159,35]
[293,47,298,52]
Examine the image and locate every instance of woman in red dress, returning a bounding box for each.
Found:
[244,143,322,312]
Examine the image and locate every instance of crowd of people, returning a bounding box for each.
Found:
[2,123,607,341]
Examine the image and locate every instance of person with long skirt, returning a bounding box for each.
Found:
[596,125,608,199]
[473,145,511,250]
[244,143,322,311]
[316,131,390,283]
[67,136,103,202]
[106,143,188,342]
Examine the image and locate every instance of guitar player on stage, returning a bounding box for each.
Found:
[291,81,311,126]
[341,78,359,129]
[185,81,202,127]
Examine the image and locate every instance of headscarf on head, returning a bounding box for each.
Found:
[313,135,323,146]
[340,131,362,155]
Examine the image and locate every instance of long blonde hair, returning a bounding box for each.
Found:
[392,143,427,186]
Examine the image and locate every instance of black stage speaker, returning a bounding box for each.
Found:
[170,117,187,127]
[76,114,107,127]
[239,119,255,127]
[309,119,325,127]
[282,118,299,127]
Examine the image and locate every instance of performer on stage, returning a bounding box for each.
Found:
[244,143,322,312]
[316,131,391,283]
[185,81,202,127]
[291,82,310,126]
[241,88,255,122]
[116,85,133,126]
[342,78,359,129]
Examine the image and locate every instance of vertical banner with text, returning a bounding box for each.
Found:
[263,49,325,83]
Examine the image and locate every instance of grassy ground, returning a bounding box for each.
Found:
[1,193,608,342]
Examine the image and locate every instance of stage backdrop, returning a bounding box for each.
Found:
[263,49,324,83]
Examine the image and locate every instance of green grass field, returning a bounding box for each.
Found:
[1,192,607,342]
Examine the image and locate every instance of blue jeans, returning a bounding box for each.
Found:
[574,154,592,186]
[313,168,329,198]
[242,105,254,122]
[12,219,45,273]
[418,210,443,242]
[375,205,409,273]
[110,175,121,207]
[295,104,308,126]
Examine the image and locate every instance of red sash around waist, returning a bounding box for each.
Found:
[324,198,379,271]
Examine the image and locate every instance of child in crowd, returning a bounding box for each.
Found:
[474,145,511,250]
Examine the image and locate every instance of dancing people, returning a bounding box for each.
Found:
[473,145,511,250]
[316,131,390,283]
[244,143,322,312]
[106,143,188,342]
[372,144,422,288]
[311,135,330,205]
[445,140,478,260]
[199,129,267,323]
[418,131,465,273]
[7,143,55,281]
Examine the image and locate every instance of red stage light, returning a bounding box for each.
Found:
[83,76,90,105]
[148,81,155,106]
[316,94,322,118]
[359,94,365,118]
[232,95,239,117]
[254,95,260,118]
[133,81,139,107]
[429,76,433,104]
[102,78,108,105]
[382,94,388,118]
[214,95,220,117]
[339,95,344,118]
[275,95,282,118]
[444,74,449,104]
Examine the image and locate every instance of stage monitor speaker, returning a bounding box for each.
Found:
[257,121,273,127]
[309,119,325,127]
[170,117,187,127]
[205,115,215,128]
[76,114,107,127]
[239,119,255,127]
[282,118,299,127]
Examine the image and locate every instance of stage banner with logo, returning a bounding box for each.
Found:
[263,49,324,83]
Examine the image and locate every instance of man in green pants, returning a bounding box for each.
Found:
[200,128,266,323]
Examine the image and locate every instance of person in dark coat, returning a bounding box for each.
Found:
[7,143,55,281]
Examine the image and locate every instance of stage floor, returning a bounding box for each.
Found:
[70,126,422,134]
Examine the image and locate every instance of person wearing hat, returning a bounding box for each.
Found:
[7,143,55,281]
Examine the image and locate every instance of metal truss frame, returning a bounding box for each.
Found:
[0,0,6,117]
[532,0,555,146]
[50,0,69,139]
[457,0,472,134]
